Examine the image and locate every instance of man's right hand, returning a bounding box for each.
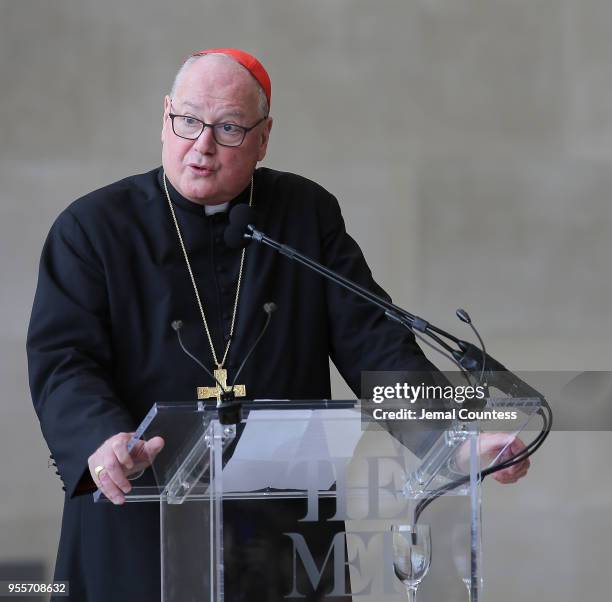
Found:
[88,433,165,505]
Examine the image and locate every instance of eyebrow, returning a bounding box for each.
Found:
[177,100,246,120]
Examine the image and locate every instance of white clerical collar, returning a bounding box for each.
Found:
[204,202,230,216]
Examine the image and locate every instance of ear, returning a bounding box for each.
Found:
[256,117,273,162]
[161,96,171,144]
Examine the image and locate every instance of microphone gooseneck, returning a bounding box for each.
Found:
[224,206,552,510]
[171,301,277,424]
[231,302,277,387]
[171,319,227,393]
[226,205,546,402]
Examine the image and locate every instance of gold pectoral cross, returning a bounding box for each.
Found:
[197,368,246,404]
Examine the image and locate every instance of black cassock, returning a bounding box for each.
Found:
[27,167,436,601]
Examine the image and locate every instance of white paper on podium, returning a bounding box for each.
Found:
[221,408,363,492]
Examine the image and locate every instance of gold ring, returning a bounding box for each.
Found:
[94,465,106,479]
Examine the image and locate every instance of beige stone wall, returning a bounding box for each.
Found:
[1,1,610,598]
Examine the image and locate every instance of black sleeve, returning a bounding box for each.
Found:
[318,194,445,456]
[26,210,134,497]
[318,194,438,390]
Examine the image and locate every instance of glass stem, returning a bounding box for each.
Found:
[406,585,417,602]
[464,579,472,602]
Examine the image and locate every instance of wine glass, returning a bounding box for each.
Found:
[391,524,432,602]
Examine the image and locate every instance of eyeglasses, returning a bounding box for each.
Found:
[168,112,268,147]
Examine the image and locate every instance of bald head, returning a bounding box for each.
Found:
[170,53,269,118]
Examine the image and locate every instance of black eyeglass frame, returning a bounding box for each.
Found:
[168,113,268,147]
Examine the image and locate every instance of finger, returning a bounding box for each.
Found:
[98,469,127,504]
[102,449,132,496]
[89,455,112,488]
[513,469,529,482]
[493,470,519,484]
[481,432,514,451]
[514,458,529,472]
[498,438,529,465]
[508,457,530,474]
[501,461,529,481]
[127,442,150,475]
[510,437,527,452]
[144,436,165,458]
[89,457,104,486]
[479,433,515,462]
[111,436,134,471]
[493,463,529,484]
[513,458,530,474]
[131,437,165,471]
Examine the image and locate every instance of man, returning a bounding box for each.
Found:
[27,49,529,601]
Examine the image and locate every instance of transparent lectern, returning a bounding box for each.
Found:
[98,400,487,602]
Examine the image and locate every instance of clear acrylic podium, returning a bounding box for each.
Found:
[101,400,486,602]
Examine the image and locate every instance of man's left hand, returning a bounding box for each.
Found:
[456,432,531,484]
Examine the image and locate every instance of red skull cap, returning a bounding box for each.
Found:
[187,48,271,109]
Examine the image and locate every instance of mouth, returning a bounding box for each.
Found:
[188,164,216,176]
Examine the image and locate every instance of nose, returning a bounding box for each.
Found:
[193,125,217,154]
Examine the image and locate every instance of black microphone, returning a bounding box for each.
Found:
[263,302,277,315]
[455,308,471,324]
[456,308,487,385]
[224,205,257,249]
[229,204,257,227]
[452,340,544,401]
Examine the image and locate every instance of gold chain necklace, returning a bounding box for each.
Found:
[162,172,252,401]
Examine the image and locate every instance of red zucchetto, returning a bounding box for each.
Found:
[187,48,271,108]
